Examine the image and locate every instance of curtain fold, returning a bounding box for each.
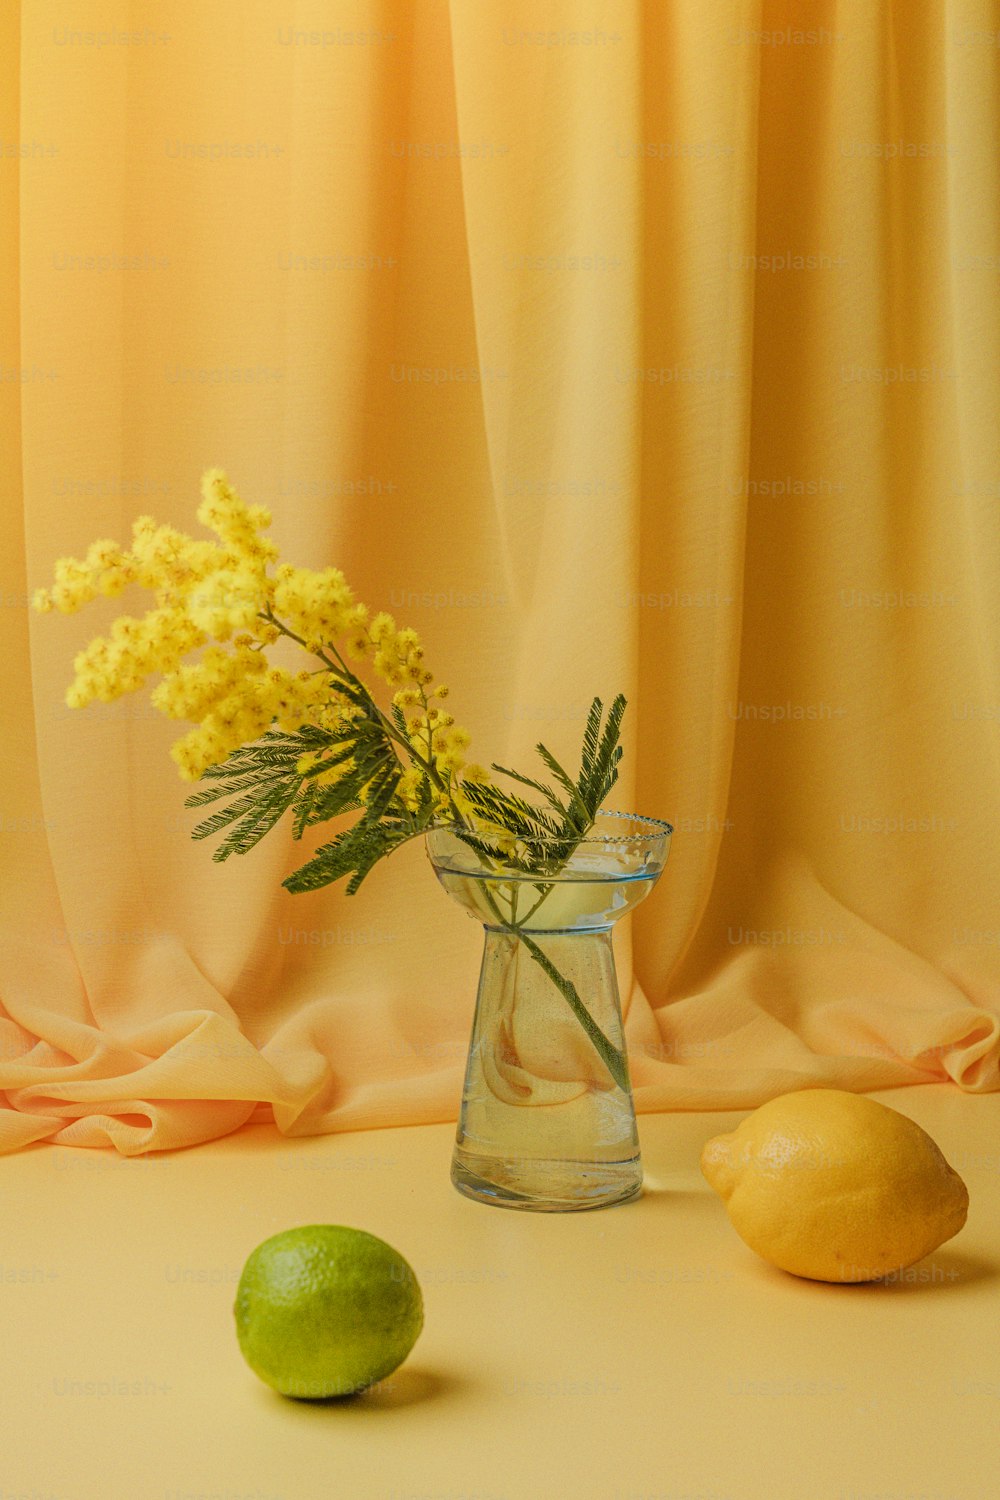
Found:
[1,0,997,1154]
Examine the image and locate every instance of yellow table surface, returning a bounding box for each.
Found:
[6,1085,997,1500]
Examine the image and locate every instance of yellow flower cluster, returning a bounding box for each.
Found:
[368,612,430,687]
[154,648,333,781]
[65,609,205,708]
[273,566,368,656]
[33,468,479,792]
[393,767,426,813]
[34,472,296,777]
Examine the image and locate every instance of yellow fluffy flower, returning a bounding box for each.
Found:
[33,468,475,785]
[393,767,427,812]
[273,565,357,646]
[187,567,265,640]
[315,756,355,788]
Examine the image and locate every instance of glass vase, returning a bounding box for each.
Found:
[426,812,672,1212]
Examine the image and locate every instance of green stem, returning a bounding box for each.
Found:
[476,883,629,1093]
[515,929,630,1093]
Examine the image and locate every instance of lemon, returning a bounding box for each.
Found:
[234,1225,423,1398]
[701,1089,969,1283]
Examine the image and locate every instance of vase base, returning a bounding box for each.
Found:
[451,1149,643,1212]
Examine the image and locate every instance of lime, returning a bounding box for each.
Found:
[234,1224,423,1398]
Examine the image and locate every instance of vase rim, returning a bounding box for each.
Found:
[579,810,674,841]
[427,809,673,848]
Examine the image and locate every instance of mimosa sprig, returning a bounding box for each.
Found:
[33,470,631,1083]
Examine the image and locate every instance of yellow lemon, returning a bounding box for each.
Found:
[701,1089,969,1283]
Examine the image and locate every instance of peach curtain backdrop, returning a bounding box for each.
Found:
[2,0,999,1155]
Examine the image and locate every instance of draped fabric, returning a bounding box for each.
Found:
[2,0,998,1154]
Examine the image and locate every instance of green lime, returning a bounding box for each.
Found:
[234,1224,423,1399]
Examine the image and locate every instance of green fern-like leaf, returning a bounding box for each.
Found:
[579,693,626,814]
[296,784,364,833]
[458,782,562,842]
[462,695,629,874]
[185,726,355,860]
[532,743,581,806]
[283,813,423,896]
[211,777,301,862]
[487,763,569,815]
[184,768,284,809]
[190,792,269,843]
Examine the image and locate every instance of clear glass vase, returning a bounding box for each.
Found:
[426,812,672,1212]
